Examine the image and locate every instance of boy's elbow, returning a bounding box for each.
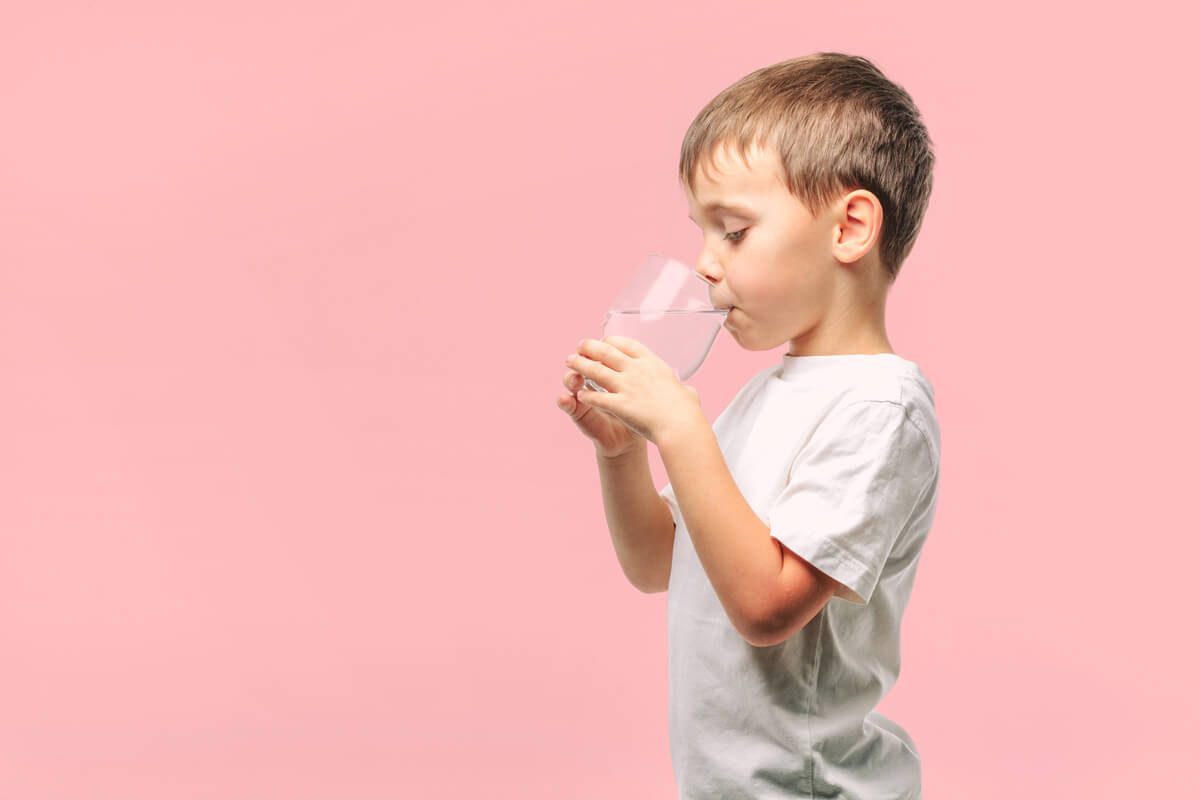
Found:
[632,570,670,595]
[741,558,842,647]
[741,605,822,648]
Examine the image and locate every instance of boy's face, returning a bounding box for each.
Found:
[685,141,890,356]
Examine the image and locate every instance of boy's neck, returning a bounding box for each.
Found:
[786,336,894,358]
[788,268,894,357]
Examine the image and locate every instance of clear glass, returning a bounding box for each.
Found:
[583,253,731,393]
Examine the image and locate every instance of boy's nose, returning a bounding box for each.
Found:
[695,266,732,309]
[695,259,723,286]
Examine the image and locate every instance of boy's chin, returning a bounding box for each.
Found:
[724,315,792,352]
[726,327,780,352]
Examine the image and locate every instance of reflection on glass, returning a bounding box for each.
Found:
[584,253,730,393]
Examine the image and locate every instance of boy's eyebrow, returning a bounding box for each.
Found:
[688,201,756,221]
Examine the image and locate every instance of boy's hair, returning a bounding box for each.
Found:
[679,52,935,283]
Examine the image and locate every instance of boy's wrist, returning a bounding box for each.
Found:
[595,437,648,464]
[654,413,709,456]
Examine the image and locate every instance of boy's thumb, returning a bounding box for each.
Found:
[558,393,584,419]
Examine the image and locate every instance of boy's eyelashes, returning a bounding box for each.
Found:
[725,228,748,244]
[690,219,749,244]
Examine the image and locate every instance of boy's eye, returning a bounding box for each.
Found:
[724,228,747,243]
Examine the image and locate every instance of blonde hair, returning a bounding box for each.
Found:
[679,53,935,282]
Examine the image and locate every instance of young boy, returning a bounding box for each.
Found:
[556,52,939,799]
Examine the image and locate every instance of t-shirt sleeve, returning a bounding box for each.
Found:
[766,400,934,606]
[659,481,680,526]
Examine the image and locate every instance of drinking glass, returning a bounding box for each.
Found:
[582,253,731,393]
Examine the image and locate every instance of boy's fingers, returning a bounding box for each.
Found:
[601,335,649,359]
[562,368,583,391]
[558,390,582,412]
[567,352,617,388]
[582,337,632,369]
[576,388,606,411]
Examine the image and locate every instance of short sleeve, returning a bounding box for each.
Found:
[659,482,680,526]
[767,401,934,606]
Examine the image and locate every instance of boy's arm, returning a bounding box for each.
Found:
[657,420,841,647]
[596,438,675,594]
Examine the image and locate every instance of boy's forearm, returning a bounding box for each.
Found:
[656,419,784,639]
[596,439,675,593]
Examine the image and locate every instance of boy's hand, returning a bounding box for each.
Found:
[557,346,646,460]
[563,336,706,446]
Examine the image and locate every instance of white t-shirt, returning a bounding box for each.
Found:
[660,352,940,800]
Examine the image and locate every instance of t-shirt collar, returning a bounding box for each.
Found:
[777,351,905,383]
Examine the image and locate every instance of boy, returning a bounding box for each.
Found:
[556,52,939,799]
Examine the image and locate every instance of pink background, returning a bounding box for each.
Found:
[2,1,1196,797]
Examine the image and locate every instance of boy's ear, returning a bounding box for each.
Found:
[831,189,883,265]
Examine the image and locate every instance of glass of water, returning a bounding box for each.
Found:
[583,253,731,393]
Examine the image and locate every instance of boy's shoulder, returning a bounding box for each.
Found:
[842,355,935,413]
[731,353,933,405]
[832,356,940,474]
[721,354,940,468]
